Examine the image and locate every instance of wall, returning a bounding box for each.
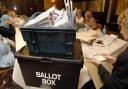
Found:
[115,0,127,15]
[0,0,44,16]
[44,0,52,10]
[44,0,64,10]
[86,0,103,12]
[73,1,87,11]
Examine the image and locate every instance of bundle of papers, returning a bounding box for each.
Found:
[24,6,63,27]
[92,34,118,47]
[24,0,75,28]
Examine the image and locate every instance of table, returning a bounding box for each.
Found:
[14,29,128,89]
[80,34,128,89]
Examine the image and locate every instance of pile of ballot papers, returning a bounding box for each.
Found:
[92,34,118,47]
[24,0,75,28]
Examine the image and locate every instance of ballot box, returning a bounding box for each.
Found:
[16,41,83,89]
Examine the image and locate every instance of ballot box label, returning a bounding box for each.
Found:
[36,72,61,86]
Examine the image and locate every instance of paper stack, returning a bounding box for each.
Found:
[24,0,75,28]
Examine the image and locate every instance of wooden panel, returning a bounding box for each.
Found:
[115,0,127,15]
[44,0,53,10]
[0,0,44,16]
[73,1,87,11]
[86,0,103,12]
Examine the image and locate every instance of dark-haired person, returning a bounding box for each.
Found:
[0,15,15,40]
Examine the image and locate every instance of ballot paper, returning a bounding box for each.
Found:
[49,9,64,25]
[24,6,64,27]
[103,34,118,46]
[23,0,75,28]
[24,6,55,27]
[54,11,69,27]
[93,55,106,62]
[81,43,109,59]
[81,43,107,61]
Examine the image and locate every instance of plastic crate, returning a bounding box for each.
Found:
[16,55,83,89]
[20,12,76,57]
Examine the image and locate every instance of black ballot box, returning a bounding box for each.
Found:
[16,40,84,89]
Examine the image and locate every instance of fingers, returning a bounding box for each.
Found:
[102,54,113,59]
[89,59,101,66]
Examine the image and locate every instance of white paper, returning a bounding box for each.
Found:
[92,34,118,47]
[54,11,69,27]
[24,6,56,27]
[93,55,106,62]
[81,43,109,59]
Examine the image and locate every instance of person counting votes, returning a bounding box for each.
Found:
[75,9,84,24]
[84,11,97,30]
[90,8,128,89]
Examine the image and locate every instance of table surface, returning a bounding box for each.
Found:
[82,38,128,89]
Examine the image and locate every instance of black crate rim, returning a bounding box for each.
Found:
[16,55,84,66]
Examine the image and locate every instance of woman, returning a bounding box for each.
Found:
[90,9,128,89]
[75,9,84,24]
[8,10,18,27]
[84,11,97,29]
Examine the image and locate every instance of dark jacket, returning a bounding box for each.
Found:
[98,47,128,89]
[0,24,15,40]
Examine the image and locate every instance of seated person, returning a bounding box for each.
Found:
[84,11,97,29]
[0,15,15,40]
[0,35,15,68]
[75,9,84,24]
[8,10,18,27]
[90,8,128,89]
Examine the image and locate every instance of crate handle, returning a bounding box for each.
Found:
[37,31,62,33]
[40,57,53,63]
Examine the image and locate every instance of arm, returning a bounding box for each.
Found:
[98,64,125,89]
[102,54,117,64]
[6,38,15,48]
[90,17,97,29]
[81,17,85,24]
[85,17,97,29]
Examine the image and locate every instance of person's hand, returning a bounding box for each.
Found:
[102,54,116,63]
[89,59,101,66]
[4,38,16,48]
[102,54,112,59]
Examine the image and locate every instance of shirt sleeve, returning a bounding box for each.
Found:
[98,64,125,89]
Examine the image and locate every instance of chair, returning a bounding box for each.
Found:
[0,67,13,89]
